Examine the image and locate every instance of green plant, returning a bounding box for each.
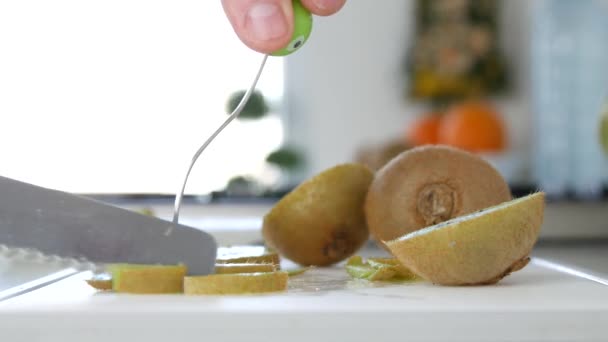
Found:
[225,89,269,120]
[265,146,305,172]
[222,90,306,193]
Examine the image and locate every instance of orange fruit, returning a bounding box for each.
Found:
[438,101,506,152]
[406,114,442,146]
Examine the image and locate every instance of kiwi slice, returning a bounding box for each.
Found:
[85,274,113,291]
[262,163,373,266]
[286,267,312,277]
[214,263,277,274]
[216,246,280,267]
[385,192,545,286]
[184,272,288,295]
[110,264,187,294]
[365,145,512,248]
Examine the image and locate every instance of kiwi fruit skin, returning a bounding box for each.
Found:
[365,145,512,248]
[262,163,373,266]
[86,278,113,291]
[385,192,545,286]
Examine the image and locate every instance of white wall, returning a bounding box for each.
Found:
[284,0,534,183]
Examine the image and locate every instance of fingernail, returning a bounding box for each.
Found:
[246,2,288,41]
[314,0,340,10]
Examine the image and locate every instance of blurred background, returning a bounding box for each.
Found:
[0,0,607,243]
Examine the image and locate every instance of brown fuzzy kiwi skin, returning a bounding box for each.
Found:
[86,278,113,291]
[364,145,512,249]
[385,192,545,286]
[262,164,373,266]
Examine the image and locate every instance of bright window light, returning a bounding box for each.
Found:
[0,0,284,195]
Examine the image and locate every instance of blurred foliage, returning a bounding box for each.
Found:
[601,101,608,155]
[265,146,305,171]
[225,175,264,196]
[225,89,269,119]
[222,90,306,195]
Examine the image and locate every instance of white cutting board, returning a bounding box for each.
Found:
[0,258,606,342]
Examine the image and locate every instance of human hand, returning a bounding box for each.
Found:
[222,0,346,54]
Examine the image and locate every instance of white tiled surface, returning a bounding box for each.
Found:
[0,258,606,342]
[0,202,606,341]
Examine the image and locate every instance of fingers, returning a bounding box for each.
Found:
[300,0,346,16]
[221,0,294,54]
[222,0,346,54]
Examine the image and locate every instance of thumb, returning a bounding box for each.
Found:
[222,0,294,54]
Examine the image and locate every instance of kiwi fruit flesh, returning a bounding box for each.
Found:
[365,145,512,249]
[110,264,187,294]
[184,271,288,295]
[262,163,373,266]
[385,192,545,286]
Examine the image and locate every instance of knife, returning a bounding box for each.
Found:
[0,175,217,275]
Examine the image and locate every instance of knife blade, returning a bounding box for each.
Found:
[0,175,217,275]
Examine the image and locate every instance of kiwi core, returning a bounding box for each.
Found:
[417,183,456,225]
[323,229,356,260]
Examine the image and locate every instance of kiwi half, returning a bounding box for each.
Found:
[262,163,373,266]
[385,192,545,285]
[365,145,512,248]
